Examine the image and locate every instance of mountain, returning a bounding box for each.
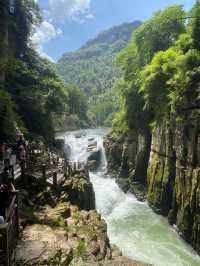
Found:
[57,21,141,125]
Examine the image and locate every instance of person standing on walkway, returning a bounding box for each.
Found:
[16,134,27,185]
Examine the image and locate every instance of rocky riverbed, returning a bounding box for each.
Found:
[14,151,150,266]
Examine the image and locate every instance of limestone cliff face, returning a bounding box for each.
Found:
[104,131,147,175]
[147,110,200,253]
[104,109,200,253]
[104,130,151,198]
[147,123,176,215]
[104,135,124,173]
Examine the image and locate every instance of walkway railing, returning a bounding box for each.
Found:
[34,160,87,186]
[0,185,19,266]
[0,148,88,266]
[26,153,88,189]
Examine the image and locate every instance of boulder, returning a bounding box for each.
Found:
[62,177,96,210]
[75,133,82,138]
[116,178,130,193]
[88,160,98,171]
[87,148,101,170]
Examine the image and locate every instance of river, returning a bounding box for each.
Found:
[63,128,200,266]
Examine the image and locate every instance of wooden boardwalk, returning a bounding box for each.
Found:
[0,148,89,265]
[27,160,88,187]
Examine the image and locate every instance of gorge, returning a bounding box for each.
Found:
[63,128,200,266]
[1,1,200,265]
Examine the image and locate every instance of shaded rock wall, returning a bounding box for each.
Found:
[104,135,125,173]
[147,123,176,215]
[104,130,151,198]
[147,111,200,252]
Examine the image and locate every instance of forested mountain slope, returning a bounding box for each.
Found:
[57,21,141,125]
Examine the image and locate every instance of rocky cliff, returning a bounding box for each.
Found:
[104,108,200,253]
[104,130,151,200]
[147,109,200,253]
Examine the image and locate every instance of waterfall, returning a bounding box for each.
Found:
[64,128,200,266]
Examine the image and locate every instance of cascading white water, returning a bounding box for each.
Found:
[64,128,200,266]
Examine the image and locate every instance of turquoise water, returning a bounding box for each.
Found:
[91,172,200,266]
[65,128,200,266]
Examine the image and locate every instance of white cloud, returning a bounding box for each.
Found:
[49,0,92,22]
[85,13,94,20]
[38,50,56,62]
[31,0,93,61]
[31,21,63,61]
[33,21,63,44]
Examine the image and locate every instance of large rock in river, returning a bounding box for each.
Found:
[87,148,101,170]
[62,176,96,210]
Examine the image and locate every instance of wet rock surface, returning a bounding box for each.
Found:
[15,165,149,266]
[87,148,102,170]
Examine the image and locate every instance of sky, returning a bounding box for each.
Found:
[32,0,196,62]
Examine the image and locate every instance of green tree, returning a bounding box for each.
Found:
[191,1,200,50]
[113,5,186,134]
[140,48,180,123]
[139,21,200,126]
[131,5,185,67]
[0,91,19,141]
[6,49,69,143]
[67,84,88,121]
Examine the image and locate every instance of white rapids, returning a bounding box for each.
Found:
[63,128,200,266]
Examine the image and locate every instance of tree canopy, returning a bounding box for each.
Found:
[0,0,88,143]
[111,4,200,135]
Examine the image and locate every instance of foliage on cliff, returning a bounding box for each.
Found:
[112,3,200,134]
[5,50,70,143]
[0,90,19,140]
[57,21,141,125]
[0,0,88,143]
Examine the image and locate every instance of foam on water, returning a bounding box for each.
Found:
[64,128,200,266]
